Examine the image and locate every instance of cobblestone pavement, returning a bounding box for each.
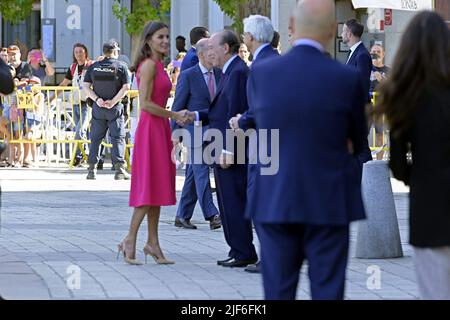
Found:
[0,166,417,300]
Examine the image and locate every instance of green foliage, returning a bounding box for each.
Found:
[0,0,35,24]
[112,0,171,35]
[213,0,245,33]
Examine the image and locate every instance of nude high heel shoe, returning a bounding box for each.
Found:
[143,244,175,265]
[117,240,143,265]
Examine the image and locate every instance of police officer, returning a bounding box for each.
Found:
[82,40,131,180]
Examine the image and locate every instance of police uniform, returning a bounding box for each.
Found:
[83,56,130,175]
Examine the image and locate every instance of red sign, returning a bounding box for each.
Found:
[385,9,393,26]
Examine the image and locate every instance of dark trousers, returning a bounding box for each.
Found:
[176,162,219,221]
[88,104,125,165]
[256,223,349,300]
[214,164,257,261]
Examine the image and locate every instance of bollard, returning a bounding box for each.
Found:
[356,160,403,259]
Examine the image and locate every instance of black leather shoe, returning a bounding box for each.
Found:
[217,257,233,266]
[221,258,258,268]
[244,262,261,273]
[209,214,222,230]
[174,218,197,229]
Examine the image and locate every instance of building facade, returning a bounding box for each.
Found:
[171,0,448,66]
[1,0,132,81]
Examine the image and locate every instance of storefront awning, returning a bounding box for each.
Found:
[351,0,433,11]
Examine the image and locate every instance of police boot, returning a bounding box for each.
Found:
[86,163,97,180]
[114,163,130,180]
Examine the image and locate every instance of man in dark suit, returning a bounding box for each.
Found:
[190,30,258,268]
[171,38,222,231]
[341,18,373,165]
[229,15,279,274]
[247,0,368,299]
[180,27,210,72]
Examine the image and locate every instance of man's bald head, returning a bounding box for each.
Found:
[293,0,336,46]
[196,38,209,54]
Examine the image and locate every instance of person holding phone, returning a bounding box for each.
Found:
[27,48,55,85]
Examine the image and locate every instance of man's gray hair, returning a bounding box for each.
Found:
[243,15,275,44]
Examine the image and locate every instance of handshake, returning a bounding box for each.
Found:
[172,110,196,126]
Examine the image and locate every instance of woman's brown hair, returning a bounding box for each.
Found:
[130,21,169,73]
[72,43,89,64]
[374,11,450,139]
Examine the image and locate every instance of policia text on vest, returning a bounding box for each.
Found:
[82,53,131,181]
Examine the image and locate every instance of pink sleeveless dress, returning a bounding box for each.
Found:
[129,58,176,207]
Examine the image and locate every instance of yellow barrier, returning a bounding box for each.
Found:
[369,92,389,159]
[0,86,141,169]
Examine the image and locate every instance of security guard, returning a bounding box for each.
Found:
[82,40,131,180]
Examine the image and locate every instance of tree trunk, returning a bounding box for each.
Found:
[237,0,271,21]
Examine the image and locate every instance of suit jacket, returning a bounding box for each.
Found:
[346,42,372,102]
[171,64,221,148]
[346,42,373,164]
[198,56,249,157]
[389,87,450,247]
[180,47,199,72]
[238,45,280,131]
[247,45,368,225]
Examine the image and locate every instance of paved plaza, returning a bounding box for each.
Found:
[0,166,417,300]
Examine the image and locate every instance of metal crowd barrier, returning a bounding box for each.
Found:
[369,92,389,159]
[0,86,141,169]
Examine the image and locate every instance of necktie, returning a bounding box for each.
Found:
[207,71,215,100]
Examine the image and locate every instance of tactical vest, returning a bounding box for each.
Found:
[91,58,124,101]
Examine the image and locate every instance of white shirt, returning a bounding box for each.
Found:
[222,54,239,74]
[194,55,238,122]
[346,41,362,64]
[199,62,216,94]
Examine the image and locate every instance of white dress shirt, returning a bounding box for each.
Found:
[346,41,362,64]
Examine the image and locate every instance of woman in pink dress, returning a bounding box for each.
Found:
[118,21,187,265]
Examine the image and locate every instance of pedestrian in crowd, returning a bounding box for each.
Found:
[193,30,259,268]
[375,11,450,300]
[341,18,372,164]
[27,48,55,85]
[8,45,31,87]
[119,21,188,265]
[238,43,251,66]
[369,43,390,160]
[180,26,210,72]
[2,67,23,168]
[0,47,10,142]
[229,14,279,274]
[171,38,222,231]
[0,57,15,229]
[247,0,368,299]
[0,47,8,64]
[270,31,281,53]
[23,77,44,167]
[82,40,130,180]
[168,51,186,92]
[53,43,94,166]
[176,35,187,54]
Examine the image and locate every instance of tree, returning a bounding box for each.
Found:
[213,0,271,33]
[112,0,171,35]
[0,0,35,24]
